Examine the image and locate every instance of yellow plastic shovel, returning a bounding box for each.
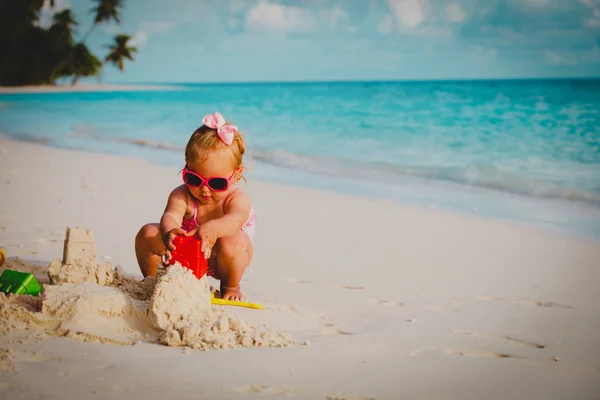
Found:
[210,292,263,309]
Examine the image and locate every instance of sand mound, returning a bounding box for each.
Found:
[112,266,156,301]
[0,258,295,353]
[149,265,294,350]
[148,265,212,331]
[42,282,153,343]
[48,257,114,286]
[47,227,114,286]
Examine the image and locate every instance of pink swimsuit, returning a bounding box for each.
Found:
[181,185,258,241]
[180,186,257,277]
[181,199,257,241]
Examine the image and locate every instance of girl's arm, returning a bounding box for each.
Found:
[211,191,251,238]
[194,190,251,259]
[160,186,189,240]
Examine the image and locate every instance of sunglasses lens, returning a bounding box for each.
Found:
[208,178,228,191]
[183,172,201,187]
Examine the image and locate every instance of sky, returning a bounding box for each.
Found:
[40,0,600,83]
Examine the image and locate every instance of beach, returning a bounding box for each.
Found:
[1,137,599,399]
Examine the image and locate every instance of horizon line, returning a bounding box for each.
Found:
[113,76,600,86]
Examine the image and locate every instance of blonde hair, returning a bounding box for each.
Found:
[184,123,247,181]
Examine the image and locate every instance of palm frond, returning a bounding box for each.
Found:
[90,0,123,25]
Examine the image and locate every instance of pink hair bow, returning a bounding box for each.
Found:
[202,112,237,145]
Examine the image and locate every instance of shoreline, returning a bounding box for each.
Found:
[0,83,181,94]
[1,134,599,244]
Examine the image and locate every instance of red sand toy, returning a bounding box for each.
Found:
[167,236,208,280]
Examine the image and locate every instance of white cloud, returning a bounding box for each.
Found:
[326,5,352,30]
[129,21,173,48]
[378,15,395,34]
[379,1,453,37]
[38,0,71,29]
[583,2,600,27]
[318,4,356,32]
[129,31,149,47]
[445,2,465,23]
[386,0,429,29]
[246,1,315,33]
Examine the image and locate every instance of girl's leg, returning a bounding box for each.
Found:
[210,230,253,301]
[135,223,166,277]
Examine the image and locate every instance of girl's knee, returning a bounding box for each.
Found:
[135,223,162,253]
[136,224,159,241]
[217,232,250,259]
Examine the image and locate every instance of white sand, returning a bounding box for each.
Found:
[147,265,212,333]
[0,83,179,94]
[1,137,599,399]
[0,259,293,351]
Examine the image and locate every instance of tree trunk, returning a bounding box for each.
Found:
[71,74,80,85]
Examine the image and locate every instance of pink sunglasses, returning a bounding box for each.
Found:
[182,165,236,192]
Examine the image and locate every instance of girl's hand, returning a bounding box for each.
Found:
[162,227,188,261]
[196,222,218,259]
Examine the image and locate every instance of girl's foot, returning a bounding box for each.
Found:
[220,284,244,301]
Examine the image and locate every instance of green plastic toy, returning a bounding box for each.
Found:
[0,269,42,296]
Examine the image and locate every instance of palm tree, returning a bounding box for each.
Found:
[49,0,124,85]
[51,9,77,29]
[47,9,78,83]
[83,0,123,41]
[104,34,137,71]
[1,0,138,86]
[49,9,77,41]
[68,43,102,84]
[1,0,46,84]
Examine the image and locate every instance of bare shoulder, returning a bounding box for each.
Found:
[169,184,189,200]
[165,185,192,214]
[224,187,251,211]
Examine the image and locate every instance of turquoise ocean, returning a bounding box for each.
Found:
[1,79,599,239]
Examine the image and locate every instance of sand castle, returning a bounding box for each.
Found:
[47,227,114,286]
[1,226,293,350]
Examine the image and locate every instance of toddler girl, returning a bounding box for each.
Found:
[135,112,257,301]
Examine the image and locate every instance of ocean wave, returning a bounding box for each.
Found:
[34,128,600,206]
[249,148,600,206]
[68,126,184,152]
[5,133,53,145]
